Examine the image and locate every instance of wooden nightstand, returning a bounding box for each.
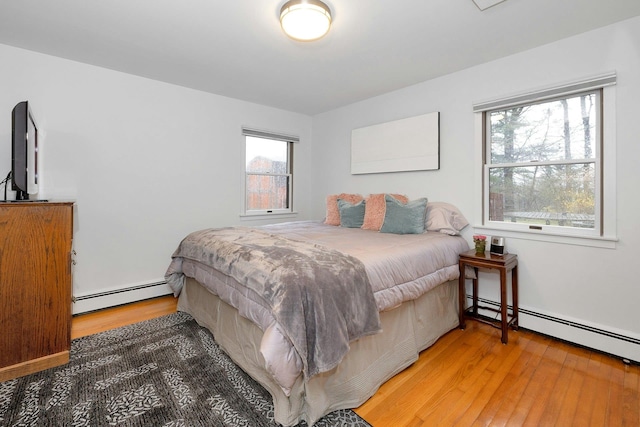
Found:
[458,249,518,344]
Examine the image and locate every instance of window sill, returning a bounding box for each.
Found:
[473,225,618,249]
[239,211,299,221]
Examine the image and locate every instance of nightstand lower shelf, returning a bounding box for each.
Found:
[462,304,518,330]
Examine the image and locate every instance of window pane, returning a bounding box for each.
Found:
[489,164,595,229]
[246,174,289,210]
[246,137,288,173]
[489,93,596,164]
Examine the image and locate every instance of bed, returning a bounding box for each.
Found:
[165,200,470,426]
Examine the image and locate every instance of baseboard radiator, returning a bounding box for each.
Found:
[72,281,172,315]
[470,295,640,364]
[73,284,639,363]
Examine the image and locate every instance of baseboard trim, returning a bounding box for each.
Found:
[0,351,69,382]
[468,295,640,363]
[72,285,640,362]
[72,281,172,315]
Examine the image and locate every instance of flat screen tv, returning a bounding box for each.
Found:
[11,101,39,200]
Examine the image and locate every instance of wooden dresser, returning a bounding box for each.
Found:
[0,201,74,382]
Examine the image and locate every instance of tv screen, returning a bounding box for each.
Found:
[11,101,39,200]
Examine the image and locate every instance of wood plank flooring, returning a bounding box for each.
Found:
[71,295,640,426]
[70,295,179,340]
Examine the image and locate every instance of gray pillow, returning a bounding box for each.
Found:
[380,195,428,234]
[337,198,366,228]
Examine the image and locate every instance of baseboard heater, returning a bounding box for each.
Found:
[469,295,640,359]
[73,281,169,302]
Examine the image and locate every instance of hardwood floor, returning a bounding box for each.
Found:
[71,296,640,426]
[71,295,179,339]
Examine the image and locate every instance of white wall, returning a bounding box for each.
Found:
[311,16,640,360]
[0,44,313,313]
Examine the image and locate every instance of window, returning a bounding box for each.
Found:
[242,128,297,215]
[474,73,617,241]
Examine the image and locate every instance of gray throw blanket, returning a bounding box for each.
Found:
[165,227,382,379]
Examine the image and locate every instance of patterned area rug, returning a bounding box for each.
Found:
[0,312,371,426]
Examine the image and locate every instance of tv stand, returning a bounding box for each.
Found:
[0,201,74,381]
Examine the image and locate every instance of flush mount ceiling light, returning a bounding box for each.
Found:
[280,0,332,42]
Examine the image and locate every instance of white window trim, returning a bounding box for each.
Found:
[473,74,618,249]
[240,127,298,217]
[239,211,299,221]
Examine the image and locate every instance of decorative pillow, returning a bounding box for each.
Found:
[361,193,409,231]
[380,195,428,234]
[325,193,363,225]
[425,202,469,235]
[337,199,366,228]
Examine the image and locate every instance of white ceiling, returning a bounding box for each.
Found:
[1,0,639,115]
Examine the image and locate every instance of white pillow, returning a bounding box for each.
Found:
[426,202,469,235]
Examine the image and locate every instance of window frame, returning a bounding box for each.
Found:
[473,73,618,248]
[483,89,602,237]
[241,127,298,217]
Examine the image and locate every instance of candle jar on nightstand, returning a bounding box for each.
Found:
[473,234,487,254]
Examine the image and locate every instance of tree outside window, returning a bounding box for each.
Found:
[486,91,599,232]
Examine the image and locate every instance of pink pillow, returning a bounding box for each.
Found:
[325,193,364,225]
[362,193,409,231]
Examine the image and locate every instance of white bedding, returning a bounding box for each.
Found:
[261,221,469,311]
[170,221,470,394]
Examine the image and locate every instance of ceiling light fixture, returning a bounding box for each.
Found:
[280,0,332,42]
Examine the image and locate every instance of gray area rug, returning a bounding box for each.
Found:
[0,312,371,426]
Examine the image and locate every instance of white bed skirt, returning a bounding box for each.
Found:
[178,277,459,426]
